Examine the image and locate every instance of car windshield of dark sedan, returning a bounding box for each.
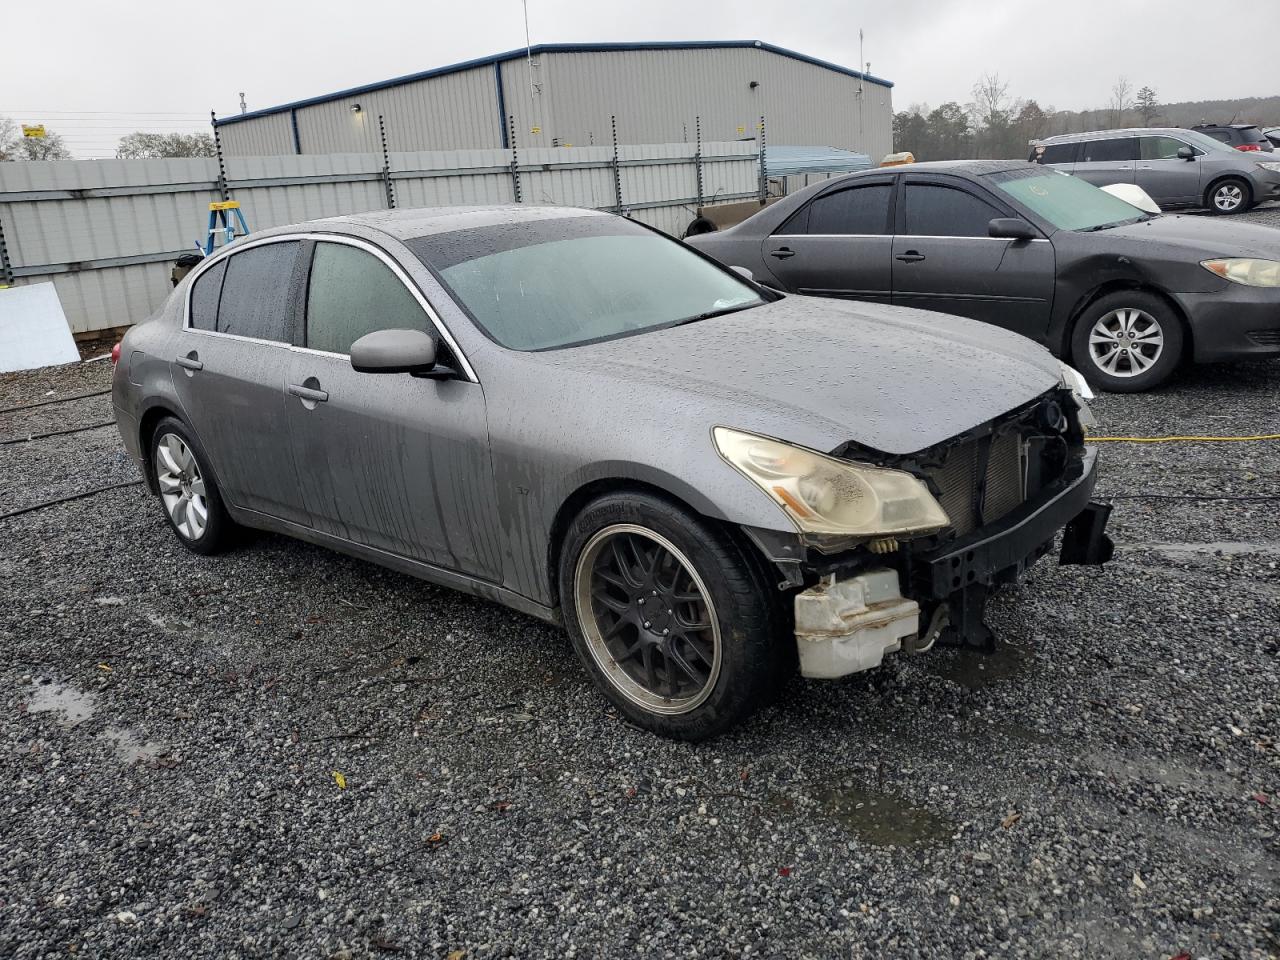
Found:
[987,168,1151,232]
[406,216,764,350]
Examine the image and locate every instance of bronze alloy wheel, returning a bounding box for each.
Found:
[572,523,722,715]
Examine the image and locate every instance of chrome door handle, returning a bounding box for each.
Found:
[895,251,926,263]
[175,355,203,371]
[287,383,329,403]
[770,247,796,260]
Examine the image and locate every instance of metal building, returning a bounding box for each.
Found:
[215,40,894,161]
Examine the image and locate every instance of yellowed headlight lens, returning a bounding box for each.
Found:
[713,427,951,538]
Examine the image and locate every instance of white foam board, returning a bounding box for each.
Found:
[0,282,80,373]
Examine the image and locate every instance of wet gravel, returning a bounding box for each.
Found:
[3,290,1280,957]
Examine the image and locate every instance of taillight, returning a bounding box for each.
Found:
[1236,143,1261,152]
[110,342,122,365]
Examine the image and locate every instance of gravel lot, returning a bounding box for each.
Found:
[3,211,1279,958]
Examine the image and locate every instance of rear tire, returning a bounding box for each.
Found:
[149,416,236,555]
[1206,177,1252,215]
[1071,291,1184,393]
[557,492,788,741]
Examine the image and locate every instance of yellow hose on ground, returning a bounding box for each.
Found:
[1089,434,1280,443]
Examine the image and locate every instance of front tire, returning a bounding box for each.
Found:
[558,492,787,741]
[149,416,236,555]
[1071,291,1184,393]
[1206,177,1251,215]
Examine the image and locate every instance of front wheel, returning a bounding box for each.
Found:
[558,492,788,741]
[1071,291,1185,393]
[1206,177,1251,215]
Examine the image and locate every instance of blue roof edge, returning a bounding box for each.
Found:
[214,40,893,126]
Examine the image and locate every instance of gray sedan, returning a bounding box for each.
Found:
[112,207,1111,739]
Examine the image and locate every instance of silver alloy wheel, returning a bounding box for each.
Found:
[1088,307,1165,378]
[1213,182,1245,212]
[155,433,209,540]
[573,523,722,716]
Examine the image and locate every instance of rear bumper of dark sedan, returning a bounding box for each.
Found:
[1175,286,1280,362]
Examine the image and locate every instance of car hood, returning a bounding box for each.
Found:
[533,295,1061,456]
[1100,213,1280,258]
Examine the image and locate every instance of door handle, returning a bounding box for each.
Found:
[175,354,203,371]
[287,383,329,403]
[895,251,926,263]
[770,247,796,260]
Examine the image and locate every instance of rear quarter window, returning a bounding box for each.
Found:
[188,260,226,331]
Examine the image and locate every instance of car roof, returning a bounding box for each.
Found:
[1194,123,1261,131]
[842,159,1031,177]
[1035,127,1196,144]
[254,204,610,242]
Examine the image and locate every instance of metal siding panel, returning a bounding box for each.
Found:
[217,113,296,157]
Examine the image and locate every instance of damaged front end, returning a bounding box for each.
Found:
[733,381,1114,678]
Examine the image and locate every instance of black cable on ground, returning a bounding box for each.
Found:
[1101,493,1280,502]
[1,421,117,445]
[0,389,112,416]
[0,480,144,522]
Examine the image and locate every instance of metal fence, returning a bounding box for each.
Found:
[0,132,763,335]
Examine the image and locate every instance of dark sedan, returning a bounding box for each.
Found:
[687,160,1280,392]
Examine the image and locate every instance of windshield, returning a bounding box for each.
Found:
[987,167,1149,231]
[406,216,764,350]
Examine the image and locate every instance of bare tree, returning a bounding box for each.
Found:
[972,73,1011,128]
[1109,77,1134,128]
[116,132,215,159]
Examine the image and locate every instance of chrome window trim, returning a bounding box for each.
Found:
[182,232,479,383]
[892,235,1050,243]
[771,233,1049,242]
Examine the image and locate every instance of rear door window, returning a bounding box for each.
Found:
[902,183,1003,238]
[305,242,429,355]
[798,183,892,235]
[1080,138,1138,162]
[188,260,226,331]
[217,241,299,342]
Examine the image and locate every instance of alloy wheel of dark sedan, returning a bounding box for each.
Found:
[1088,308,1164,379]
[574,524,722,715]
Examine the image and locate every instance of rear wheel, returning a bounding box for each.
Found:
[149,417,236,554]
[558,492,787,740]
[1071,291,1184,393]
[1206,177,1251,215]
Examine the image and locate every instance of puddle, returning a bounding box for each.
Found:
[773,777,955,846]
[100,728,162,764]
[27,681,97,727]
[923,641,1032,690]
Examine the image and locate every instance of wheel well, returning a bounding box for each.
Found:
[137,405,183,493]
[1203,173,1251,206]
[545,478,771,609]
[1062,281,1193,361]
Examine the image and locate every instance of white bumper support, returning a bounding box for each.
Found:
[793,569,921,679]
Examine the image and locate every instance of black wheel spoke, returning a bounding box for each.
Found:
[610,538,644,588]
[591,588,629,614]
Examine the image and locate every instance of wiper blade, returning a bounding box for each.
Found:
[668,302,760,328]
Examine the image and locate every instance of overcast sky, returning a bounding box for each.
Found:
[5,0,1276,157]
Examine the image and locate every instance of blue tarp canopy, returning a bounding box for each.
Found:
[765,145,873,177]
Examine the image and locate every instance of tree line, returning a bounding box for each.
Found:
[893,75,1280,161]
[0,117,215,161]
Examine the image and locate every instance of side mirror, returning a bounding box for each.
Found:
[350,328,437,375]
[1177,146,1195,160]
[730,265,755,282]
[988,218,1037,241]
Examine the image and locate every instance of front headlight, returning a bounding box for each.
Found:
[1058,361,1094,402]
[1256,161,1280,173]
[1201,258,1280,287]
[712,427,950,538]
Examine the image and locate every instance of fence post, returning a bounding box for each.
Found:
[508,115,522,203]
[758,114,768,206]
[378,114,396,209]
[0,207,13,287]
[210,111,230,203]
[694,116,704,215]
[611,115,624,215]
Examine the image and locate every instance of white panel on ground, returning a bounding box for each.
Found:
[0,282,80,373]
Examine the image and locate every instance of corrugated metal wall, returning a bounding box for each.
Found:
[0,142,759,335]
[218,46,893,161]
